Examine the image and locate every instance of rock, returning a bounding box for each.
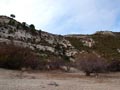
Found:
[48,82,59,87]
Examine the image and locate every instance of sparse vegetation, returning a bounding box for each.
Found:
[91,34,120,60]
[66,37,91,51]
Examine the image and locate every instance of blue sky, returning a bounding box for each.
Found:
[0,0,120,35]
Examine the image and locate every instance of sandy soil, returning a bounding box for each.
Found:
[0,68,120,90]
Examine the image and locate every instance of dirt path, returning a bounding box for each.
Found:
[0,68,120,90]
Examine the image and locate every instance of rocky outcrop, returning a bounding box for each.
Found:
[0,15,77,59]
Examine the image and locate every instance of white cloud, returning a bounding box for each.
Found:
[0,0,120,34]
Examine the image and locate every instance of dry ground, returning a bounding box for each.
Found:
[0,68,120,90]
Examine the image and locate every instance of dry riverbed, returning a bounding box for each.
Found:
[0,68,120,90]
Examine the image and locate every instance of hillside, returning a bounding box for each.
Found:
[65,31,120,60]
[0,15,77,59]
[0,15,78,70]
[0,15,120,71]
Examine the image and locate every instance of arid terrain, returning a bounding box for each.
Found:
[0,68,120,90]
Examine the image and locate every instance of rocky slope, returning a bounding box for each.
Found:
[0,15,77,61]
[0,15,120,62]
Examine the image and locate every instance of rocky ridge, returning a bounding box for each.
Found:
[0,15,77,60]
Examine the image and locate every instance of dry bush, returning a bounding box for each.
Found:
[0,43,40,70]
[0,43,72,71]
[75,52,107,76]
[108,59,120,71]
[0,43,66,70]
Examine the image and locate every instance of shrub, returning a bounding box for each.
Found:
[29,24,35,30]
[108,59,120,71]
[22,22,29,30]
[29,24,37,35]
[0,44,40,70]
[75,52,107,76]
[8,19,15,26]
[24,52,40,69]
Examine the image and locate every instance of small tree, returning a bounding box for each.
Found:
[22,22,29,30]
[75,52,107,76]
[29,24,35,30]
[29,24,36,34]
[9,14,16,26]
[10,14,15,18]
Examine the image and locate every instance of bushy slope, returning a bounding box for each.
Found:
[91,33,120,60]
[66,32,120,60]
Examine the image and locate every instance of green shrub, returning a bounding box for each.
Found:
[8,19,15,26]
[22,22,29,30]
[29,24,37,35]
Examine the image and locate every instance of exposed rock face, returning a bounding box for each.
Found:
[81,38,95,47]
[0,15,76,58]
[65,35,95,48]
